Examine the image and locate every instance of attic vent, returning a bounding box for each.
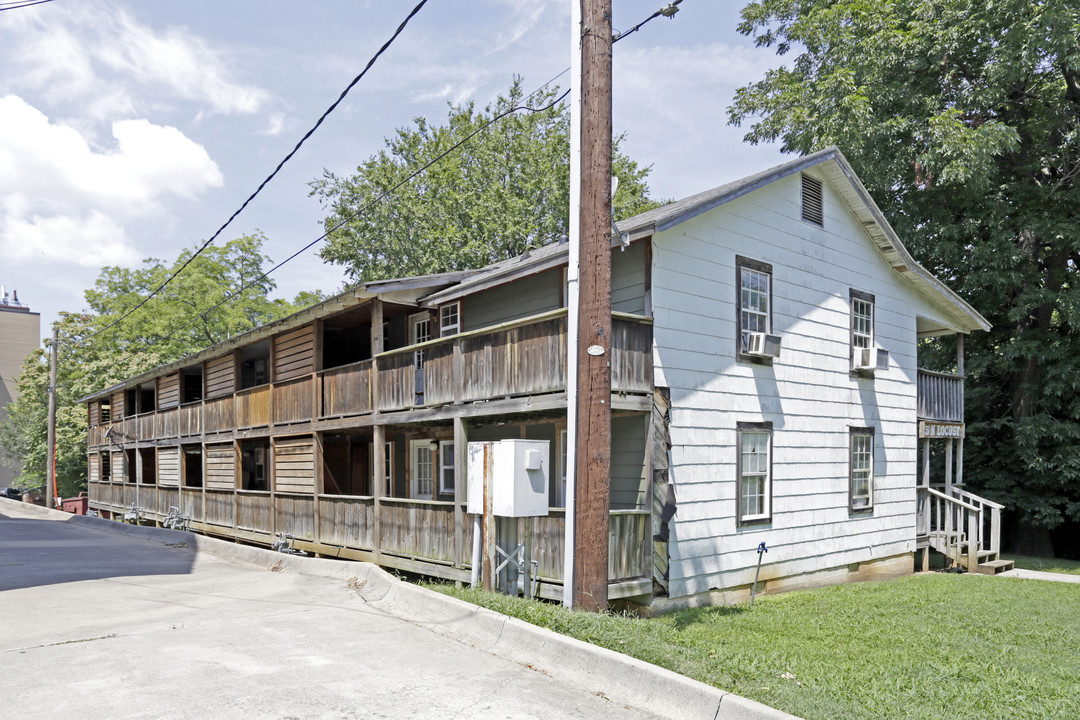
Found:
[802,174,823,226]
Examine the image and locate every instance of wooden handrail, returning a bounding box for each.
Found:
[925,486,979,513]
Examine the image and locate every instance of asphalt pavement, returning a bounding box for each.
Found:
[1,500,793,720]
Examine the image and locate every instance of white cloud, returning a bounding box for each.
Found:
[0,95,223,267]
[0,96,223,211]
[0,200,139,267]
[0,0,269,119]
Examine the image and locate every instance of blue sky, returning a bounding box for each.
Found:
[0,0,788,343]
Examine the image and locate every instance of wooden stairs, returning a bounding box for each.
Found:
[917,487,1013,575]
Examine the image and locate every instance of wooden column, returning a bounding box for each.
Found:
[482,442,496,591]
[921,438,930,487]
[453,416,468,573]
[373,424,384,562]
[573,0,613,613]
[313,432,323,548]
[371,299,383,413]
[956,332,965,488]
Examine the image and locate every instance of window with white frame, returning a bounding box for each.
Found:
[410,440,434,500]
[850,427,874,511]
[736,256,772,357]
[438,441,455,495]
[850,289,874,351]
[439,302,460,337]
[737,422,772,524]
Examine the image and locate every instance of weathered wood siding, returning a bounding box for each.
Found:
[612,239,647,315]
[651,170,959,601]
[205,354,236,398]
[158,373,180,409]
[88,453,101,483]
[111,391,125,419]
[274,435,315,493]
[205,442,236,490]
[157,446,180,487]
[462,269,561,331]
[273,324,316,382]
[111,451,126,482]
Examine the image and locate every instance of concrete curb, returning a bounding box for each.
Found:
[12,503,797,720]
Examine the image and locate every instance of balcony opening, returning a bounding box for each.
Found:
[322,306,371,370]
[238,340,270,390]
[183,445,203,488]
[321,432,370,496]
[138,448,156,485]
[240,438,269,491]
[181,365,203,404]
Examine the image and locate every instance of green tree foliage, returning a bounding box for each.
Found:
[728,0,1080,549]
[0,234,323,497]
[311,79,662,283]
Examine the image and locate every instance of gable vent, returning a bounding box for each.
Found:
[802,174,823,226]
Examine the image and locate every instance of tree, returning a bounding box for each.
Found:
[728,0,1080,554]
[311,78,662,283]
[0,235,323,497]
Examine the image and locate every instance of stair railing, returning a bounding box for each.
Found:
[917,487,980,569]
[949,488,1004,561]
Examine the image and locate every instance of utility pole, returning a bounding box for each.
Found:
[46,326,58,509]
[573,0,613,612]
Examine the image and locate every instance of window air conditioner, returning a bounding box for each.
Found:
[745,332,782,358]
[853,347,889,372]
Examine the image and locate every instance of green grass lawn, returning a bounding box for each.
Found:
[1004,554,1080,576]
[431,574,1079,720]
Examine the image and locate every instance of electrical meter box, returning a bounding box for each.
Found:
[467,439,549,517]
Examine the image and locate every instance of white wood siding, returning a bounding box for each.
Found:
[652,171,958,600]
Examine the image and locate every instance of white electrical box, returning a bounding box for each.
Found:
[467,439,550,517]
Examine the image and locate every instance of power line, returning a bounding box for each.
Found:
[83,0,430,344]
[0,0,55,10]
[613,0,681,42]
[94,87,572,372]
[80,0,681,364]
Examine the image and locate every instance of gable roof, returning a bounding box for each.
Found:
[617,146,990,335]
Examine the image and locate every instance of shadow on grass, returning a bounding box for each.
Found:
[668,603,745,630]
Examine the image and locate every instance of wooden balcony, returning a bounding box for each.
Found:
[86,481,651,597]
[88,310,653,450]
[917,369,964,423]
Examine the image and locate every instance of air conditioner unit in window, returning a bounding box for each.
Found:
[745,332,782,358]
[853,347,889,372]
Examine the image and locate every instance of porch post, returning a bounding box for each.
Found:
[373,424,384,562]
[453,416,468,574]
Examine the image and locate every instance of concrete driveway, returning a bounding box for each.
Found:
[1,502,664,720]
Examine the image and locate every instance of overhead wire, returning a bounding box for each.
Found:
[0,0,56,10]
[78,0,682,371]
[81,0,430,345]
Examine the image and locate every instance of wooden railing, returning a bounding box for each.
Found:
[917,486,1002,568]
[275,493,315,541]
[320,361,372,417]
[318,495,376,548]
[85,310,653,451]
[918,369,964,422]
[86,479,650,589]
[273,376,314,425]
[236,385,271,429]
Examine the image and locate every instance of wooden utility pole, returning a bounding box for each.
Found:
[573,0,613,612]
[46,326,58,509]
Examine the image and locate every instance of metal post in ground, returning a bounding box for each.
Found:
[750,541,768,607]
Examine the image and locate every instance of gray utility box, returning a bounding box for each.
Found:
[467,439,550,517]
